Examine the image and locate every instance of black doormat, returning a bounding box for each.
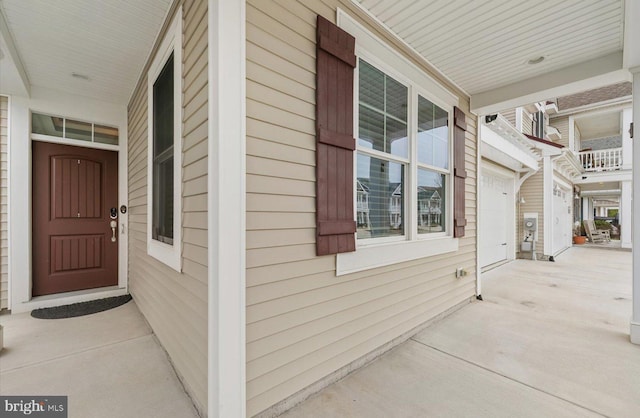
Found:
[31,294,132,319]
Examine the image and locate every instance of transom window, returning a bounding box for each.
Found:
[356,59,451,242]
[31,112,119,145]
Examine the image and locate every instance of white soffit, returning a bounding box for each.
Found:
[354,0,625,110]
[575,111,621,139]
[0,0,172,103]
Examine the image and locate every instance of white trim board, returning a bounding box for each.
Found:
[480,124,538,171]
[208,0,246,416]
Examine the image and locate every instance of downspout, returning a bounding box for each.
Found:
[476,112,482,300]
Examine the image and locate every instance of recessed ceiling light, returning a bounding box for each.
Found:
[71,72,90,81]
[527,56,545,65]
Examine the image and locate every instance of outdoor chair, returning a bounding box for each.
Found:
[583,219,611,243]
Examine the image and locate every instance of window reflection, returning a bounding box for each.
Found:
[417,169,446,234]
[357,154,404,239]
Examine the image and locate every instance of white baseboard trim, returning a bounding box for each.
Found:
[253,296,475,418]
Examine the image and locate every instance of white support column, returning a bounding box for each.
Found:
[581,197,590,221]
[543,156,553,257]
[568,116,575,152]
[208,0,247,415]
[623,108,633,170]
[631,68,640,344]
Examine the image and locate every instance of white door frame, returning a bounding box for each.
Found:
[8,91,128,313]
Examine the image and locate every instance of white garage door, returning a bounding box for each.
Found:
[552,183,571,256]
[480,171,511,268]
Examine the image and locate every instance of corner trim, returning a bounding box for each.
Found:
[208,0,246,416]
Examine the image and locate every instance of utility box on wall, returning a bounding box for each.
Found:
[521,241,535,252]
[523,212,539,242]
[521,213,539,261]
[523,218,537,232]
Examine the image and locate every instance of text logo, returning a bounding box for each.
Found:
[1,397,67,417]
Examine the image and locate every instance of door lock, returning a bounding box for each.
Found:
[110,207,118,219]
[110,220,117,242]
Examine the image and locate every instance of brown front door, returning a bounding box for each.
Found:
[32,142,119,296]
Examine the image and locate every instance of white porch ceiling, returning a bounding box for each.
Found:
[0,0,172,104]
[354,0,627,113]
[575,111,621,140]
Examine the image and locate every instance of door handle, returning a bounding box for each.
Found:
[110,220,117,242]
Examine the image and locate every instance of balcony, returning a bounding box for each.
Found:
[578,148,622,172]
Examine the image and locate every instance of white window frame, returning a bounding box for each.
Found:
[337,9,460,275]
[147,7,182,272]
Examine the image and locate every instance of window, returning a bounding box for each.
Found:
[31,112,119,145]
[147,7,182,271]
[357,60,408,240]
[356,59,451,244]
[335,10,463,275]
[152,54,175,244]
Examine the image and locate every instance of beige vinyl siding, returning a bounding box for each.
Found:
[518,162,545,259]
[0,95,8,310]
[500,108,516,128]
[246,1,477,416]
[522,109,533,135]
[550,116,569,147]
[126,0,207,412]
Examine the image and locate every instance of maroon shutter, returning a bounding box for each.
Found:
[453,107,467,238]
[316,15,357,256]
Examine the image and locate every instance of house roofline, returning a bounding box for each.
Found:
[524,134,564,149]
[553,96,632,118]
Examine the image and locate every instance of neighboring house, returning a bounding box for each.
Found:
[418,187,442,231]
[479,83,632,267]
[355,179,370,228]
[1,0,640,417]
[553,83,633,249]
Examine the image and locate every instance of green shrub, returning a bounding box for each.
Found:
[594,220,612,231]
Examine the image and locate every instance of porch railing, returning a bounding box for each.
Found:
[578,148,622,172]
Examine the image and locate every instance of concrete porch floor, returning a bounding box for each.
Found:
[281,247,640,417]
[0,300,199,418]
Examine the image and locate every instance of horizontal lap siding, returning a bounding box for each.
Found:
[0,96,7,310]
[126,0,207,412]
[522,110,534,135]
[518,165,544,257]
[246,1,477,415]
[550,116,569,147]
[500,108,516,128]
